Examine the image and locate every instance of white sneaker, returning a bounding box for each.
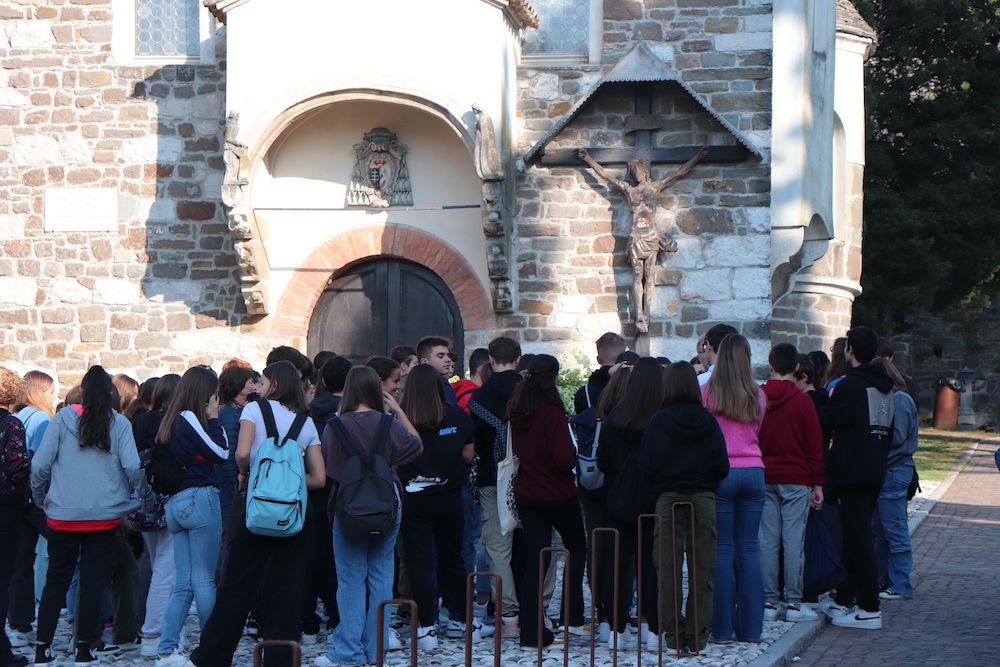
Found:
[416,626,438,651]
[763,602,784,621]
[645,631,663,652]
[141,639,160,658]
[154,654,187,667]
[387,627,403,651]
[785,604,819,622]
[820,601,850,620]
[607,630,636,650]
[313,658,359,667]
[445,617,493,639]
[597,622,611,643]
[300,632,322,645]
[10,629,37,647]
[831,608,882,630]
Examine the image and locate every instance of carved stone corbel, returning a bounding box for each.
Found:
[473,104,512,314]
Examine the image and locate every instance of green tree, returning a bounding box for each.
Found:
[853,0,1000,328]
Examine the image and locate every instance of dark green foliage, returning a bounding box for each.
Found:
[853,0,1000,328]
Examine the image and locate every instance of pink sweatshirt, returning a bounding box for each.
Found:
[701,385,766,469]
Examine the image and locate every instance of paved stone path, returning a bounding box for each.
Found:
[796,442,1000,667]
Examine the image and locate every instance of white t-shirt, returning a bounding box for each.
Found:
[698,365,714,386]
[240,399,321,465]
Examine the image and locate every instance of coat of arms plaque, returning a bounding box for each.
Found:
[347,128,413,207]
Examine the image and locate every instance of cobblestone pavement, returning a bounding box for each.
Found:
[796,441,1000,667]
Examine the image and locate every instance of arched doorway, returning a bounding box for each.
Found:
[308,258,465,372]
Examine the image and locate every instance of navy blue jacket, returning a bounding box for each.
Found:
[168,413,228,494]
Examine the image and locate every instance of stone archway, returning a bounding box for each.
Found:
[271,223,494,337]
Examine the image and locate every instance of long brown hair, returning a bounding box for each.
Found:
[399,364,445,430]
[610,357,663,435]
[871,357,908,393]
[826,337,849,386]
[595,366,630,420]
[13,370,54,415]
[261,361,310,413]
[340,366,385,414]
[507,354,562,419]
[663,362,702,407]
[112,374,139,413]
[706,334,762,423]
[156,366,218,444]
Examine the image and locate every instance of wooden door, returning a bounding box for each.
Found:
[308,259,465,373]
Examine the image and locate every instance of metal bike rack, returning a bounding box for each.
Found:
[637,513,664,667]
[465,571,502,667]
[375,598,418,667]
[252,640,301,667]
[590,526,620,667]
[537,546,571,667]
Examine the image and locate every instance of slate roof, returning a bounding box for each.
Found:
[522,42,763,166]
[836,0,876,41]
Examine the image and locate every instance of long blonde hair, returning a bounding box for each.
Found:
[706,334,762,423]
[13,370,55,416]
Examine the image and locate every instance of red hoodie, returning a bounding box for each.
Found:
[758,379,824,486]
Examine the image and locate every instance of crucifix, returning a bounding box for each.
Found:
[542,86,741,351]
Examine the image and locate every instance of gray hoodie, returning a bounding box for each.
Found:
[31,407,154,521]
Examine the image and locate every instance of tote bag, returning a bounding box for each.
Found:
[496,425,520,536]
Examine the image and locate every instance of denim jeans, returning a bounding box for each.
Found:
[140,528,175,638]
[873,462,914,598]
[159,486,221,655]
[327,509,401,665]
[712,467,765,642]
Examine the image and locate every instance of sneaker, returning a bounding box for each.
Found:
[879,589,906,600]
[597,622,610,643]
[139,638,160,658]
[387,627,403,651]
[116,638,141,651]
[155,654,187,667]
[607,630,636,650]
[820,601,851,620]
[300,632,321,645]
[565,625,586,637]
[831,607,882,629]
[445,618,493,639]
[314,658,363,667]
[520,637,564,652]
[785,604,819,622]
[500,615,519,636]
[245,619,260,640]
[5,657,28,667]
[416,626,438,651]
[10,630,37,648]
[72,658,97,667]
[645,631,663,652]
[32,646,56,666]
[763,602,784,621]
[90,645,119,657]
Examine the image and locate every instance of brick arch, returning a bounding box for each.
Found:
[272,224,493,336]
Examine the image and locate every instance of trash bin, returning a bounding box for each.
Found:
[932,378,964,430]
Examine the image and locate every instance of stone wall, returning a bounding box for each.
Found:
[0,1,252,389]
[511,0,773,363]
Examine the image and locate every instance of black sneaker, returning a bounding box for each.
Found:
[245,619,260,640]
[91,644,119,657]
[2,656,29,667]
[32,646,55,666]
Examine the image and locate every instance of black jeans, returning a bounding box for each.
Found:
[0,501,25,663]
[8,502,47,632]
[37,528,117,646]
[299,490,338,633]
[600,513,658,633]
[400,490,467,629]
[189,498,308,667]
[830,482,881,613]
[516,496,586,647]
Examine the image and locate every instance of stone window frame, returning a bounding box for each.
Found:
[520,0,603,67]
[111,0,218,66]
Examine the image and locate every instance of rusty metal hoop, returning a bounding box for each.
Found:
[252,640,301,667]
[465,571,502,667]
[375,598,418,667]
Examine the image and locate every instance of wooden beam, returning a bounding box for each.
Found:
[537,145,748,166]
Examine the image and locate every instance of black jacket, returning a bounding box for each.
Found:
[310,393,341,439]
[819,363,896,485]
[468,370,522,488]
[573,366,611,415]
[599,406,652,521]
[639,404,729,496]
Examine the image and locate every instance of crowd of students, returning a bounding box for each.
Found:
[0,325,918,667]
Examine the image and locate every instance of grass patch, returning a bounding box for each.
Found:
[914,428,982,481]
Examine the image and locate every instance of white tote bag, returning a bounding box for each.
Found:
[495,425,521,536]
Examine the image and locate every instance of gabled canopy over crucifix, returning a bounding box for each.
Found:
[523,42,763,340]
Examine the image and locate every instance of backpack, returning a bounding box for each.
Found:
[145,439,188,495]
[571,408,605,491]
[329,413,398,540]
[245,400,310,537]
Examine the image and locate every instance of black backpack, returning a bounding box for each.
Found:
[144,439,188,495]
[329,413,398,540]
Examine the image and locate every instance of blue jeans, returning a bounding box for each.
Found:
[327,511,401,665]
[159,486,221,655]
[873,462,914,598]
[712,467,765,642]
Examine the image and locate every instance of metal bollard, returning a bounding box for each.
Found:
[252,640,301,667]
[465,571,502,667]
[637,513,664,667]
[375,598,418,667]
[671,501,700,658]
[537,546,571,667]
[590,527,620,667]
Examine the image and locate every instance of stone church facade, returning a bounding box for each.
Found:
[0,0,874,385]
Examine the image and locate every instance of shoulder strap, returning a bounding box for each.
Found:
[456,386,476,401]
[328,416,360,457]
[257,399,279,441]
[584,382,593,409]
[371,413,394,457]
[283,411,309,446]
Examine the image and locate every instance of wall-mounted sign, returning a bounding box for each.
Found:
[44,187,118,233]
[347,128,413,207]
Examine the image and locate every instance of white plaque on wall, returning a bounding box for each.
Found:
[44,187,118,233]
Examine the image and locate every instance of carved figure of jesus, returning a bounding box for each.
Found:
[578,146,710,333]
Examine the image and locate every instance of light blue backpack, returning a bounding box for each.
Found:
[245,400,309,537]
